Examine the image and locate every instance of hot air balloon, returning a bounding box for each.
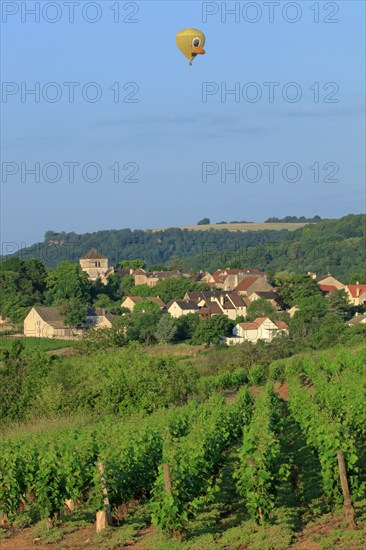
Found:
[176,28,206,65]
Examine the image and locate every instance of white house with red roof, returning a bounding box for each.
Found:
[225,316,288,345]
[345,284,366,306]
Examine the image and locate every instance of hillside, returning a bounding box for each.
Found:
[3,214,365,280]
[151,222,309,232]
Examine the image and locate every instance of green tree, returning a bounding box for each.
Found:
[125,308,162,344]
[121,274,135,294]
[134,301,161,314]
[168,256,183,272]
[155,315,178,344]
[311,315,347,348]
[192,315,234,345]
[117,259,146,270]
[45,261,91,325]
[326,289,352,320]
[92,294,124,315]
[153,277,210,303]
[349,270,366,284]
[276,273,321,308]
[131,284,155,297]
[288,294,327,349]
[246,299,278,321]
[175,313,200,342]
[149,263,167,271]
[0,258,48,322]
[197,218,210,225]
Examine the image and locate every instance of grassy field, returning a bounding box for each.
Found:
[150,222,310,233]
[0,337,78,353]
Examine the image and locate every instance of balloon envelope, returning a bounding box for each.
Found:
[176,28,206,63]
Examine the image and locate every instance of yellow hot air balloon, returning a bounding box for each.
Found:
[176,28,206,65]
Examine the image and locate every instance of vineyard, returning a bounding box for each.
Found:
[0,346,366,549]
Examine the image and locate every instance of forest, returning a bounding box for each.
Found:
[3,214,365,281]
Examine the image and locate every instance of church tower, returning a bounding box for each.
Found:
[79,248,109,281]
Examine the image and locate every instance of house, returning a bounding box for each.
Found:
[79,249,109,281]
[133,270,180,287]
[183,291,249,320]
[220,293,249,319]
[197,301,224,318]
[248,290,284,310]
[86,308,116,329]
[211,269,267,290]
[24,306,119,338]
[345,284,366,306]
[234,276,273,297]
[121,296,166,311]
[225,317,288,345]
[167,300,199,318]
[347,313,366,327]
[316,274,345,294]
[198,271,215,285]
[24,306,82,339]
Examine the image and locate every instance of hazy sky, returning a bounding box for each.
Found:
[1,0,365,247]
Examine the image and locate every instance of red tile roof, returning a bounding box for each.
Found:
[234,276,259,292]
[274,320,288,330]
[238,317,287,331]
[238,316,268,330]
[319,284,338,293]
[347,284,366,297]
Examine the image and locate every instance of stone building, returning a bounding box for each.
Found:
[79,249,109,281]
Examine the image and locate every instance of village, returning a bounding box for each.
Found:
[19,248,366,346]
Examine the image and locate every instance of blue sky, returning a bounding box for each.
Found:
[1,0,365,246]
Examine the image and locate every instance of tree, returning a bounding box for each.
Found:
[121,274,135,294]
[246,299,278,321]
[134,301,161,314]
[117,259,146,270]
[349,270,366,284]
[130,284,154,298]
[197,218,210,225]
[125,311,161,344]
[149,263,167,271]
[288,294,328,349]
[104,272,123,301]
[326,289,352,320]
[168,256,183,272]
[192,315,234,345]
[276,273,321,308]
[0,258,48,322]
[153,277,210,303]
[311,315,347,348]
[155,315,178,344]
[45,261,91,325]
[93,294,124,315]
[175,313,200,342]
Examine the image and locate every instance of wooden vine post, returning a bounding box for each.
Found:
[96,461,113,532]
[163,463,172,494]
[337,450,357,529]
